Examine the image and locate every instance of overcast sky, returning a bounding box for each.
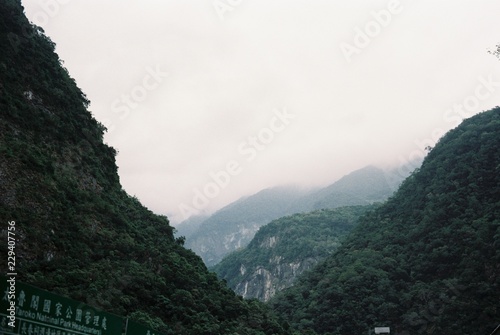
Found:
[22,0,500,224]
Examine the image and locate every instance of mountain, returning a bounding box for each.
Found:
[270,109,500,334]
[0,2,290,334]
[175,214,209,240]
[183,185,310,267]
[182,165,408,267]
[212,206,374,302]
[291,165,401,212]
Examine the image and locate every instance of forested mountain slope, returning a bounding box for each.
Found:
[270,109,500,334]
[183,186,310,267]
[0,1,290,334]
[175,213,209,240]
[182,165,405,267]
[213,206,374,302]
[290,166,398,212]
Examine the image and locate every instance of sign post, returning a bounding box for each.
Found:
[375,327,390,334]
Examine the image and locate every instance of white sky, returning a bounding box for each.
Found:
[21,0,500,224]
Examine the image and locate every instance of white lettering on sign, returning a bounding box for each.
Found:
[375,327,390,334]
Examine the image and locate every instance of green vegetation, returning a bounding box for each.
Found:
[489,43,500,59]
[2,1,498,334]
[213,206,373,301]
[183,166,404,267]
[184,186,310,266]
[270,109,500,334]
[291,166,402,212]
[0,1,290,334]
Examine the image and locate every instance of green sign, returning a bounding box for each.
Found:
[125,319,166,335]
[1,276,123,335]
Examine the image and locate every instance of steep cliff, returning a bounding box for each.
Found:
[183,166,404,267]
[184,186,310,266]
[271,109,500,334]
[213,206,372,301]
[0,2,289,334]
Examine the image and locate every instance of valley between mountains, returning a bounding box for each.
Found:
[1,1,499,334]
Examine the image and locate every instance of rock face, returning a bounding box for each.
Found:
[183,186,310,266]
[195,222,262,265]
[234,255,318,302]
[0,3,292,333]
[180,165,409,267]
[212,206,372,301]
[270,109,500,335]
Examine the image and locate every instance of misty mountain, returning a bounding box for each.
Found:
[181,165,410,266]
[270,109,500,334]
[182,186,310,266]
[0,2,289,334]
[291,165,402,212]
[212,206,374,302]
[174,213,209,239]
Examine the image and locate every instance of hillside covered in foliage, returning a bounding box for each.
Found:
[0,1,290,334]
[290,166,401,213]
[213,206,373,301]
[182,165,404,267]
[182,186,310,267]
[270,109,500,334]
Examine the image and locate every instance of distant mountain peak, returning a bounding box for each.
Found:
[182,164,407,266]
[270,108,500,334]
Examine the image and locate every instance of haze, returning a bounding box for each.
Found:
[21,0,500,224]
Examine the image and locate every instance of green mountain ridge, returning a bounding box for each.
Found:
[213,206,375,302]
[270,109,500,334]
[181,165,407,267]
[290,165,404,212]
[0,2,289,334]
[2,2,498,334]
[182,185,311,266]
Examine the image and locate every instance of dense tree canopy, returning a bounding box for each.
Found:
[2,1,498,334]
[0,1,290,334]
[270,109,500,335]
[213,206,374,301]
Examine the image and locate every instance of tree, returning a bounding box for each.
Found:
[489,44,500,59]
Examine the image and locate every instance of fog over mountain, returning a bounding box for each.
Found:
[20,0,500,223]
[3,1,499,334]
[179,165,410,266]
